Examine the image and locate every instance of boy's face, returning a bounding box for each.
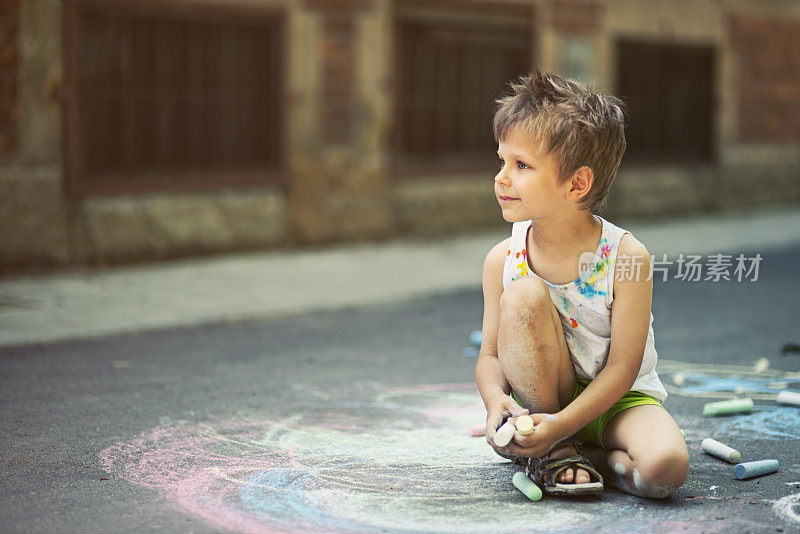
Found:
[494,127,570,223]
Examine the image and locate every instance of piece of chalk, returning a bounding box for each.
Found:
[468,424,486,437]
[494,421,516,447]
[461,347,479,358]
[512,472,542,501]
[753,357,770,373]
[703,398,754,417]
[515,415,534,435]
[776,390,800,406]
[469,330,482,347]
[680,429,686,440]
[702,438,741,463]
[733,459,779,480]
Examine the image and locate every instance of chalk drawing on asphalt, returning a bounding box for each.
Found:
[713,407,800,440]
[99,381,795,533]
[774,493,800,525]
[658,358,800,400]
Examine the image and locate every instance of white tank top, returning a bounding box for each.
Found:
[502,216,668,402]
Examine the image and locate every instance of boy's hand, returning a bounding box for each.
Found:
[503,413,569,459]
[485,395,528,455]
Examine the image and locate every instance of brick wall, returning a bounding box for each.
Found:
[304,0,369,145]
[730,14,800,142]
[0,0,19,155]
[550,0,602,33]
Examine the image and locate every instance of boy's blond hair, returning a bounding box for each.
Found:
[493,71,626,214]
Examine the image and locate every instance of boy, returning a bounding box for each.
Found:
[476,71,688,497]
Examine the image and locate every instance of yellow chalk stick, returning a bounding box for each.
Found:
[515,415,534,435]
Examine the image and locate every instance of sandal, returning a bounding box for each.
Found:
[525,439,604,496]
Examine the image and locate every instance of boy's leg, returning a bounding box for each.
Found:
[585,405,689,498]
[497,276,576,412]
[496,276,588,484]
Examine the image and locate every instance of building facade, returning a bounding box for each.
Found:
[2,0,799,273]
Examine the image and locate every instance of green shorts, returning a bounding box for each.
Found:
[511,378,663,450]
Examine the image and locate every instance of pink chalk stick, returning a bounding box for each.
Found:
[468,424,486,437]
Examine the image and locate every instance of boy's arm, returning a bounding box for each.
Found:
[555,234,652,440]
[475,238,529,445]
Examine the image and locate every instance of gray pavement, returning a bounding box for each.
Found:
[1,206,799,348]
[2,206,800,533]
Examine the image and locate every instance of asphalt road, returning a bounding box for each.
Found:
[2,245,799,533]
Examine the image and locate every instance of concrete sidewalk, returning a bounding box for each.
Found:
[1,206,799,348]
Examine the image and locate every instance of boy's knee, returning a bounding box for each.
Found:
[500,277,551,319]
[632,447,689,498]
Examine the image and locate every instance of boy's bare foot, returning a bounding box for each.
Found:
[547,442,591,484]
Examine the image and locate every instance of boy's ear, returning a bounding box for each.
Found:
[567,166,594,201]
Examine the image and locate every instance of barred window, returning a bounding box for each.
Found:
[65,0,286,195]
[394,1,533,178]
[616,39,715,162]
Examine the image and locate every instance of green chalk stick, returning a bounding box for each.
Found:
[512,472,542,501]
[703,398,754,417]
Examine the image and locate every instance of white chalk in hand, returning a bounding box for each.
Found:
[701,438,741,463]
[494,421,516,447]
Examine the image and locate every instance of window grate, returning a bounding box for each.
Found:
[394,1,533,178]
[616,39,714,163]
[65,0,286,195]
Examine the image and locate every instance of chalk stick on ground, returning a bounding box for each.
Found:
[515,415,534,436]
[680,429,686,440]
[512,472,543,501]
[468,424,486,437]
[494,421,516,447]
[461,347,479,358]
[734,459,779,480]
[703,398,754,417]
[701,438,741,463]
[753,357,770,373]
[469,330,482,347]
[776,390,800,406]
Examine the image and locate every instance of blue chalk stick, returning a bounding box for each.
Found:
[461,347,479,358]
[733,459,779,480]
[469,330,482,347]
